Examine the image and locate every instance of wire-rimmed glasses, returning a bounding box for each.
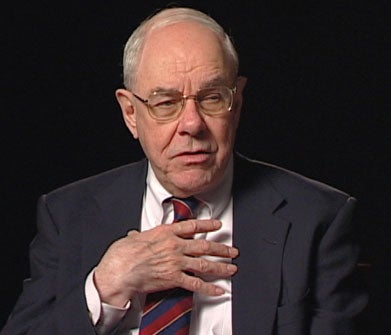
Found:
[131,86,237,121]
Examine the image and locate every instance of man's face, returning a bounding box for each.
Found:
[117,22,246,197]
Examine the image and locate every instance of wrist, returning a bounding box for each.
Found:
[93,269,135,308]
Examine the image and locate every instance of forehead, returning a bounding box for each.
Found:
[135,22,233,90]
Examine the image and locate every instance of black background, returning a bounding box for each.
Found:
[2,1,390,333]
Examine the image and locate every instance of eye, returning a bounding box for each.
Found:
[203,93,222,102]
[155,99,177,108]
[151,94,181,109]
[200,91,223,105]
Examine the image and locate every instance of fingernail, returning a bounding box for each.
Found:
[230,247,239,257]
[213,220,222,228]
[215,287,225,295]
[227,264,237,273]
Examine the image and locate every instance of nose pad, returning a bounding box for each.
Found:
[183,95,198,109]
[177,96,206,134]
[181,95,201,117]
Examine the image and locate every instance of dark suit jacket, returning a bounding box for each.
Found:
[1,155,367,334]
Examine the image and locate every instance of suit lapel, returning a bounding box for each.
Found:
[232,156,291,334]
[81,160,148,271]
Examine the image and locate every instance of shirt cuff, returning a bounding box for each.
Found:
[85,268,131,327]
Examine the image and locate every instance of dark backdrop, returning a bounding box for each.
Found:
[2,1,389,333]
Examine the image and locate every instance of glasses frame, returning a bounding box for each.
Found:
[130,85,237,121]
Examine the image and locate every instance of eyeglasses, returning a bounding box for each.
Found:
[130,86,237,121]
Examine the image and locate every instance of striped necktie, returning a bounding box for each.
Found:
[139,197,200,335]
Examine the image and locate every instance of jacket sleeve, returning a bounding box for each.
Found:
[1,195,97,335]
[309,197,368,334]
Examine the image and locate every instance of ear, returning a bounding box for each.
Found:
[115,89,139,139]
[232,76,247,125]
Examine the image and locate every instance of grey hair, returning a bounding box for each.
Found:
[122,7,239,89]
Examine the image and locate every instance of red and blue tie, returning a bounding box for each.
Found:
[139,197,200,335]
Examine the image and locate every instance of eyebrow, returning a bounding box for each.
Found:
[148,76,233,95]
[199,76,231,88]
[150,87,180,95]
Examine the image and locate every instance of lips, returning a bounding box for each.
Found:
[174,147,214,157]
[178,150,209,156]
[173,149,214,164]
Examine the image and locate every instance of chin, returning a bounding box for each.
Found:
[169,169,219,196]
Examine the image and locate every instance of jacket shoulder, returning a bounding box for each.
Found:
[44,159,147,205]
[235,153,353,216]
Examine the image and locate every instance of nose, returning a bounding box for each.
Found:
[177,97,206,136]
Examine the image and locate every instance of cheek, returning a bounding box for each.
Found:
[213,118,237,151]
[136,119,175,158]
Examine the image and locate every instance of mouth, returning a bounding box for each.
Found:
[174,150,213,164]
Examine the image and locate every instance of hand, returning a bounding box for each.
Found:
[94,219,238,307]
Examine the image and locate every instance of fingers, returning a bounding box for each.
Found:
[125,224,238,260]
[184,276,226,296]
[171,219,222,237]
[126,219,223,241]
[185,256,237,277]
[120,222,239,298]
[182,238,238,258]
[179,270,233,296]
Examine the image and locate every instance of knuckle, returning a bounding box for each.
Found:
[190,220,198,232]
[165,240,179,251]
[126,230,138,237]
[159,224,173,235]
[172,222,184,234]
[161,237,182,252]
[176,273,186,284]
[223,245,232,257]
[167,270,179,283]
[191,277,202,291]
[198,258,209,272]
[199,239,210,252]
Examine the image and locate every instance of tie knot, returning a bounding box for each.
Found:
[170,196,201,222]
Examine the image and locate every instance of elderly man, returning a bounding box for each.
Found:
[2,7,366,335]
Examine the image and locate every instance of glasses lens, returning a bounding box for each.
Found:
[198,87,232,114]
[146,86,234,120]
[149,92,183,120]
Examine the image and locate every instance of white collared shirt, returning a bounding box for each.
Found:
[86,157,234,334]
